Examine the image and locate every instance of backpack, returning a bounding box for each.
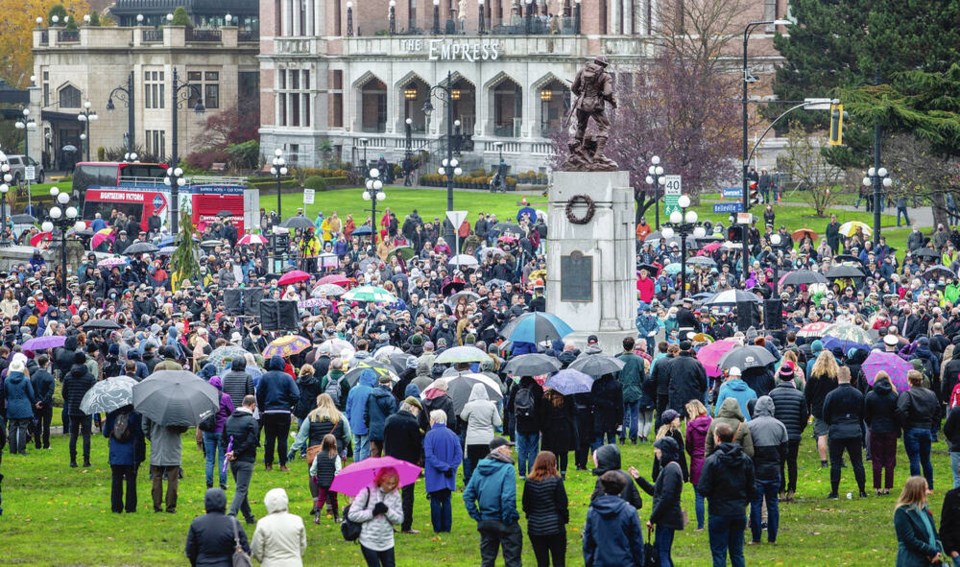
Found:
[198,407,218,432]
[340,487,369,542]
[324,379,342,408]
[112,412,133,442]
[514,387,535,420]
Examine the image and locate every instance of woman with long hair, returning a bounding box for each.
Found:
[864,370,900,496]
[540,389,576,480]
[685,399,711,531]
[288,394,349,516]
[806,350,839,467]
[894,476,944,566]
[522,451,569,567]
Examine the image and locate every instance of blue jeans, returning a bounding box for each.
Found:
[621,401,640,442]
[515,431,539,477]
[708,514,746,567]
[903,427,934,489]
[203,431,227,489]
[694,487,706,530]
[951,452,960,489]
[591,431,618,452]
[354,433,370,462]
[429,489,452,533]
[655,525,675,567]
[750,476,780,543]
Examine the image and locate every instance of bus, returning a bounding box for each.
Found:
[72,161,260,233]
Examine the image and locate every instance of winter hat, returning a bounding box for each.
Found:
[108,343,120,357]
[410,334,424,346]
[661,409,680,423]
[778,362,795,381]
[811,339,824,354]
[9,360,25,373]
[403,396,423,411]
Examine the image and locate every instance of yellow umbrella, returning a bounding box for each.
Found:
[838,221,872,237]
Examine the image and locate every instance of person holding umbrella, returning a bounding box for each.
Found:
[103,404,145,513]
[142,409,187,514]
[347,466,404,567]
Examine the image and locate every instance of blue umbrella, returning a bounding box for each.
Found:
[500,312,574,344]
[517,207,537,223]
[663,263,693,275]
[821,336,871,355]
[545,369,593,395]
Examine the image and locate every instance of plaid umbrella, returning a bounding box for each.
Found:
[263,335,311,358]
[312,283,347,297]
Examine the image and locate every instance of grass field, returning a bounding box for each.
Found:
[0,425,950,566]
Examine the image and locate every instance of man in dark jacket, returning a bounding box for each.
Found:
[617,337,645,445]
[223,395,259,524]
[506,375,543,478]
[222,357,255,410]
[463,437,522,567]
[62,352,96,467]
[590,444,643,511]
[30,354,55,450]
[185,488,250,566]
[767,365,808,501]
[384,398,424,533]
[822,366,867,498]
[365,373,398,458]
[667,341,707,418]
[256,355,300,472]
[897,369,941,491]
[650,344,676,418]
[629,436,684,565]
[583,471,644,567]
[590,373,623,450]
[747,396,787,544]
[698,422,756,567]
[940,484,960,560]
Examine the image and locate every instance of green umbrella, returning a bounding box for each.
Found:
[342,285,397,303]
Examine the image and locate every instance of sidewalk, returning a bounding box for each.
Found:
[703,198,933,228]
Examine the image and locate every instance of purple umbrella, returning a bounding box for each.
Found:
[862,351,913,392]
[544,369,593,396]
[22,335,67,351]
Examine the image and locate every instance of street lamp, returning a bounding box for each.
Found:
[362,168,386,248]
[432,0,440,34]
[864,166,893,243]
[270,148,289,219]
[388,0,396,34]
[422,70,459,248]
[170,68,204,233]
[43,187,84,302]
[660,194,706,299]
[404,118,413,187]
[77,101,98,161]
[644,155,666,230]
[493,141,506,192]
[15,109,37,213]
[741,18,791,285]
[0,162,10,247]
[106,71,136,155]
[124,152,139,163]
[164,166,186,232]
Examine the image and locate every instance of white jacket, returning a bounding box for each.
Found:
[251,489,307,567]
[460,383,502,446]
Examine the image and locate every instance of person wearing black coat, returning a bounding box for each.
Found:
[30,355,55,450]
[185,488,250,567]
[293,369,323,422]
[590,444,643,512]
[865,376,900,495]
[62,353,96,467]
[522,451,569,567]
[941,485,960,560]
[768,367,808,500]
[649,346,675,418]
[222,397,259,524]
[944,405,960,490]
[539,390,576,479]
[741,367,776,398]
[667,343,707,417]
[383,400,423,533]
[698,422,756,567]
[590,373,623,450]
[822,367,867,498]
[897,370,941,491]
[630,436,684,567]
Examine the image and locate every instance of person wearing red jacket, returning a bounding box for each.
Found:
[637,268,655,304]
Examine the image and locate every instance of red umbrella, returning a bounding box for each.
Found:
[277,270,311,286]
[317,274,350,287]
[30,232,52,247]
[701,241,722,253]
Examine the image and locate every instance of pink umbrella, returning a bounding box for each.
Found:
[701,241,722,253]
[695,338,741,377]
[30,231,52,247]
[238,234,267,245]
[277,270,311,286]
[330,456,422,497]
[861,351,913,392]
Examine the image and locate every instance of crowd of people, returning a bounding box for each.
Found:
[4,200,960,566]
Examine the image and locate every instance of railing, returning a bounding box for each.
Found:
[142,29,164,42]
[185,28,222,42]
[57,30,80,42]
[238,30,259,42]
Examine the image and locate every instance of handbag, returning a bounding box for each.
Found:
[643,526,658,567]
[231,516,253,567]
[306,444,323,468]
[340,487,369,542]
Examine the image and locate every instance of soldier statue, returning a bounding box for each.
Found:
[563,55,618,171]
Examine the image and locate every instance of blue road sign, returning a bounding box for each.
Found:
[721,187,742,198]
[713,203,744,214]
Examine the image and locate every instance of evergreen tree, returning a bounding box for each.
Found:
[171,212,199,290]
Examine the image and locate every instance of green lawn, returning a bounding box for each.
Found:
[0,425,949,565]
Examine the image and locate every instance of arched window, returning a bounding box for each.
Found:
[59,85,81,109]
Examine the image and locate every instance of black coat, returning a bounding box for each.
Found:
[591,374,623,434]
[767,381,808,441]
[667,352,707,415]
[864,380,900,435]
[822,383,865,440]
[641,449,685,530]
[896,387,941,430]
[805,373,837,420]
[522,476,568,536]
[293,374,323,420]
[185,495,249,567]
[383,409,422,465]
[30,368,55,409]
[62,364,95,417]
[941,487,960,556]
[698,442,757,518]
[945,407,960,453]
[222,410,259,463]
[540,395,577,455]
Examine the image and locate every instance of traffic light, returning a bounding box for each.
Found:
[728,226,743,241]
[829,102,844,146]
[749,182,762,205]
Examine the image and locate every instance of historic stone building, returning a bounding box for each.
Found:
[258,0,789,171]
[31,24,259,169]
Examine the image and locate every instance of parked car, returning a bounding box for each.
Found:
[2,155,44,184]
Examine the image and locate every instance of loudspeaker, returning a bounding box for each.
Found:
[223,289,243,316]
[736,301,758,331]
[260,299,299,331]
[763,299,784,330]
[242,287,264,317]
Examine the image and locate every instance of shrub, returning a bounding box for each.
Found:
[171,6,192,26]
[303,176,328,190]
[185,148,230,171]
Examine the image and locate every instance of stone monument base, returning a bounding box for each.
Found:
[546,171,636,355]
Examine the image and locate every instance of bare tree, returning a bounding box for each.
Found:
[778,124,844,217]
[655,0,753,73]
[881,134,959,228]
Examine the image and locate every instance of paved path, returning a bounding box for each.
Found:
[703,198,934,229]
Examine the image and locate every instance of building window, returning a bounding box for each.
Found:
[332,70,343,128]
[43,71,50,107]
[278,69,311,127]
[59,85,81,109]
[764,0,778,31]
[144,71,165,109]
[145,129,166,159]
[186,71,220,110]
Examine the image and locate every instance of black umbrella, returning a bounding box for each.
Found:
[637,263,660,276]
[914,248,940,260]
[133,370,219,427]
[834,254,864,265]
[282,216,315,230]
[344,360,398,387]
[924,265,955,280]
[216,210,234,218]
[83,318,122,330]
[825,265,865,278]
[492,223,523,235]
[567,354,625,377]
[11,214,36,224]
[781,270,828,286]
[717,345,777,371]
[504,353,561,376]
[123,242,159,255]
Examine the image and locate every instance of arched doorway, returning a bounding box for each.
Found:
[492,77,522,137]
[359,76,387,133]
[537,78,570,137]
